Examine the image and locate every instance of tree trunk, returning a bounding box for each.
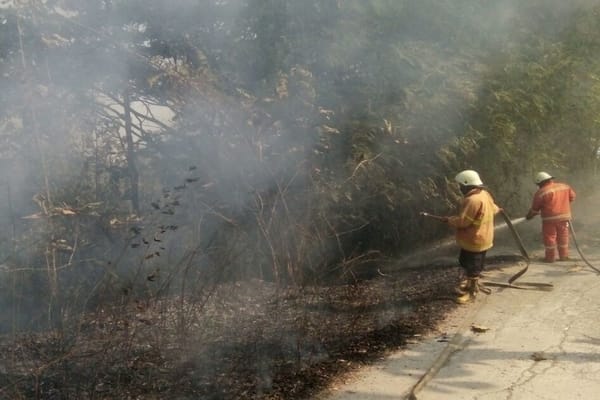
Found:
[123,88,140,214]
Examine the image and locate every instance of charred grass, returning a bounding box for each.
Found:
[0,264,465,400]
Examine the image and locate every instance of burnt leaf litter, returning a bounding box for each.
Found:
[0,258,523,399]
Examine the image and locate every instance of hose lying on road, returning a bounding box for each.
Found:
[569,221,600,274]
[500,210,530,284]
[479,210,553,291]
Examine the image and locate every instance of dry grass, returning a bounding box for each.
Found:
[0,263,465,400]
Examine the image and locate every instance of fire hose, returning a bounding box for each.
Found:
[569,221,600,274]
[405,218,595,399]
[483,210,553,291]
[418,210,553,290]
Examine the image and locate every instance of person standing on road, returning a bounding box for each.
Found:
[425,170,501,304]
[525,172,576,263]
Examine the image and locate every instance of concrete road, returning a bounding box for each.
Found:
[322,254,600,400]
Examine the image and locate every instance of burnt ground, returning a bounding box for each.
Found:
[0,256,522,400]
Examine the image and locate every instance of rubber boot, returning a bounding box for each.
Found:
[455,278,479,304]
[454,279,469,295]
[544,247,555,263]
[558,245,570,261]
[471,278,480,295]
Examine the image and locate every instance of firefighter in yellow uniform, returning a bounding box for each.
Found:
[441,170,501,304]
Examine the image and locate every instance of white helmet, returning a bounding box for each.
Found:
[534,171,553,184]
[454,170,483,186]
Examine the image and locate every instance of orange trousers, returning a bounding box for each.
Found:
[542,220,570,262]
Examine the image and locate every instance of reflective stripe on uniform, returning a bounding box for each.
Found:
[541,213,571,221]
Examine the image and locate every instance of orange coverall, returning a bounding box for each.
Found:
[528,181,576,261]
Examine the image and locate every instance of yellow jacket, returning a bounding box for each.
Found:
[447,188,500,252]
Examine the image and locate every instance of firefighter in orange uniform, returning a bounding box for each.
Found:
[525,172,576,263]
[442,170,501,304]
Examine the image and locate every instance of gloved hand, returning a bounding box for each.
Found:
[525,211,536,220]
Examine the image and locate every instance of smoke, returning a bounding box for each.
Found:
[0,0,599,342]
[3,3,600,400]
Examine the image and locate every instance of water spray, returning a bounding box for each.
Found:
[495,216,526,231]
[419,209,534,284]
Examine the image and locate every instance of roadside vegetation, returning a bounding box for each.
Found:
[1,1,600,398]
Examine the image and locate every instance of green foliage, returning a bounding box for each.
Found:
[4,0,600,334]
